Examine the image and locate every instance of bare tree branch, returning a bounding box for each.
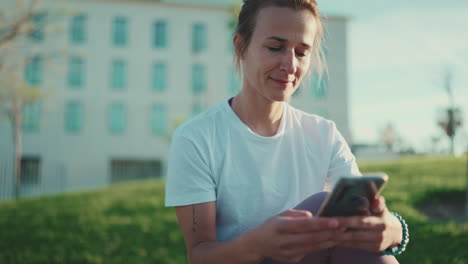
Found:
[0,0,43,49]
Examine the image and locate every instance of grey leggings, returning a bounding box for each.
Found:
[261,192,399,264]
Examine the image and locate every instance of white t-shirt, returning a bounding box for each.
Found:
[165,99,361,242]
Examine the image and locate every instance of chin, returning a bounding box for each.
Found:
[269,92,291,102]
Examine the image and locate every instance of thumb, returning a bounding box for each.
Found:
[279,209,313,218]
[371,196,387,215]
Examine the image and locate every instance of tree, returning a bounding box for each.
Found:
[0,0,66,199]
[436,69,463,155]
[380,123,398,152]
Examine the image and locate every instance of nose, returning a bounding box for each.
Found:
[279,49,297,75]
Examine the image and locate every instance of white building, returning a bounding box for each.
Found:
[0,0,351,199]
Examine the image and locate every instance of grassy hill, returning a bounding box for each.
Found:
[1,155,467,264]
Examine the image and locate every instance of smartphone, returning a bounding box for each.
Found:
[317,173,389,217]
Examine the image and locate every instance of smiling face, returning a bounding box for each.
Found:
[238,6,317,102]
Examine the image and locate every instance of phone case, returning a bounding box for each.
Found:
[317,174,388,217]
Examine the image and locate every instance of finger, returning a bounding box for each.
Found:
[332,230,354,242]
[335,216,385,230]
[371,196,387,215]
[279,209,313,218]
[278,217,339,233]
[338,241,386,252]
[283,230,344,248]
[347,230,384,243]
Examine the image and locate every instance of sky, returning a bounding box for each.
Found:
[317,0,468,154]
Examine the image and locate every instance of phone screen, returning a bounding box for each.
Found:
[318,175,388,217]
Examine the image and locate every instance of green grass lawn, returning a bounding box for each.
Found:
[1,155,467,264]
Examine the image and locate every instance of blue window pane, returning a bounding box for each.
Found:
[113,17,127,46]
[65,101,83,133]
[70,14,86,44]
[24,56,43,86]
[192,23,206,53]
[22,101,41,132]
[151,63,166,92]
[109,103,126,134]
[111,60,127,90]
[154,21,167,48]
[192,103,203,117]
[68,56,85,88]
[29,13,46,42]
[311,72,327,99]
[228,67,240,95]
[150,104,167,136]
[191,64,206,94]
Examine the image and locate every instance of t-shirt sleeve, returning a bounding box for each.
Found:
[327,122,362,186]
[165,132,216,207]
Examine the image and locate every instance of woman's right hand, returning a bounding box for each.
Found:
[251,209,349,263]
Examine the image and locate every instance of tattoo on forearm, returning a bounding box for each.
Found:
[192,204,197,232]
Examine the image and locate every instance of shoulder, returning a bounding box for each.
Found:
[286,103,337,133]
[173,101,228,142]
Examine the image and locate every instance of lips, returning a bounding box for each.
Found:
[270,77,294,87]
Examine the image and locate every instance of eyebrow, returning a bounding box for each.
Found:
[266,36,311,48]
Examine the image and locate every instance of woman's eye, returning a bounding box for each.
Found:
[296,51,307,57]
[267,47,282,52]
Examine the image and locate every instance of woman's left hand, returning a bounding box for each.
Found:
[334,196,403,252]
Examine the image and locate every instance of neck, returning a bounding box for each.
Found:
[231,90,284,137]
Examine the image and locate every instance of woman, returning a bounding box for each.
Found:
[165,0,408,263]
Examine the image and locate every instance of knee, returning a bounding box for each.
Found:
[331,247,399,264]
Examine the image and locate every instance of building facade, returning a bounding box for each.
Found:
[0,0,351,199]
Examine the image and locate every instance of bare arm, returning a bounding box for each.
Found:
[175,202,263,264]
[176,201,349,264]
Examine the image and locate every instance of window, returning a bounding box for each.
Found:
[68,56,85,89]
[192,103,203,117]
[110,159,163,183]
[22,102,41,132]
[228,67,240,95]
[65,100,84,133]
[191,64,206,94]
[311,72,328,99]
[20,156,41,185]
[151,63,166,92]
[111,59,127,90]
[153,21,167,48]
[70,14,87,44]
[150,104,167,136]
[108,103,126,134]
[24,55,43,86]
[113,16,128,46]
[192,23,206,53]
[28,13,46,42]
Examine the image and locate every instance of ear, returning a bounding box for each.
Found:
[233,33,244,59]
